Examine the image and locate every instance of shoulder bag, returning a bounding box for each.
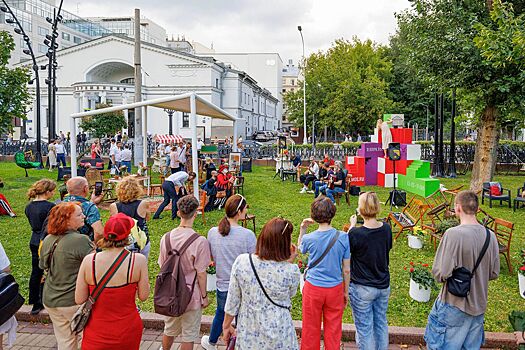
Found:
[71,249,130,334]
[249,254,291,311]
[446,227,491,298]
[303,230,341,280]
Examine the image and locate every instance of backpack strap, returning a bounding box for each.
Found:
[472,227,491,276]
[249,254,291,311]
[305,230,341,275]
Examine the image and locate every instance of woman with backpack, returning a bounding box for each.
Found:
[222,218,300,349]
[25,179,56,315]
[109,177,151,258]
[200,194,256,350]
[39,203,95,350]
[298,197,350,350]
[75,213,150,349]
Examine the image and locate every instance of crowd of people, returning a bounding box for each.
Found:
[0,170,500,350]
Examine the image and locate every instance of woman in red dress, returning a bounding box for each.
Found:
[75,213,150,349]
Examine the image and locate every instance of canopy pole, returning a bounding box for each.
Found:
[143,106,148,167]
[70,116,77,177]
[233,119,238,152]
[190,93,199,200]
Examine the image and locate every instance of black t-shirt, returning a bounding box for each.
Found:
[348,223,392,289]
[319,167,328,179]
[335,170,346,190]
[25,200,55,246]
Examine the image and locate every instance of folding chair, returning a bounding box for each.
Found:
[493,218,514,273]
[387,197,426,240]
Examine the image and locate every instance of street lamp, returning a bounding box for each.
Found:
[164,109,175,135]
[1,0,43,167]
[298,25,307,144]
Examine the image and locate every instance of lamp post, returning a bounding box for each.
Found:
[43,0,63,142]
[298,25,307,144]
[164,109,175,135]
[1,0,43,167]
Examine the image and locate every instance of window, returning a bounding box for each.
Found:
[215,78,219,88]
[38,26,49,36]
[291,79,295,86]
[38,44,47,53]
[120,77,134,84]
[62,32,70,41]
[73,36,81,44]
[182,113,189,128]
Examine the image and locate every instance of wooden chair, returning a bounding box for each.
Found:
[241,213,256,233]
[477,207,496,229]
[197,190,208,225]
[149,175,165,197]
[388,197,426,240]
[85,168,114,201]
[334,175,352,206]
[493,218,514,273]
[233,176,245,195]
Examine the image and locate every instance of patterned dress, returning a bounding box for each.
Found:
[225,254,300,349]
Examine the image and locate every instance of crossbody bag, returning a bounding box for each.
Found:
[303,230,341,281]
[71,249,130,334]
[446,227,491,298]
[249,254,291,311]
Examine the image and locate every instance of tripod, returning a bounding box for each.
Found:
[273,156,286,181]
[385,159,406,210]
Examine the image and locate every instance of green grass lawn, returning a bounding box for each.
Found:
[0,162,523,332]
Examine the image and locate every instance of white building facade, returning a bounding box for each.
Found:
[19,34,278,141]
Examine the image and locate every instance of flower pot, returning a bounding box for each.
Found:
[519,274,525,299]
[300,274,305,293]
[407,235,423,249]
[206,273,216,292]
[409,278,431,302]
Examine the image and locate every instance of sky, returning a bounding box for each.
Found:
[72,0,412,65]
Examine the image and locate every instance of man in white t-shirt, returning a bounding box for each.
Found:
[120,145,132,172]
[177,143,187,171]
[55,140,66,167]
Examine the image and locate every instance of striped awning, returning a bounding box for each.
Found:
[154,134,184,144]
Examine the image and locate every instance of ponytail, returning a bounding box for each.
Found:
[27,179,57,200]
[218,216,231,237]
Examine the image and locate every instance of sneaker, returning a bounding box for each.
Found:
[30,303,44,315]
[299,188,307,194]
[201,335,217,350]
[307,190,315,194]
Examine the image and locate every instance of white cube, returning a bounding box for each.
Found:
[405,144,421,160]
[383,173,399,188]
[377,157,386,174]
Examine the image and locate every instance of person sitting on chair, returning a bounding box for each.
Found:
[313,162,334,198]
[300,156,319,194]
[204,157,216,181]
[201,171,218,212]
[291,154,302,179]
[215,164,235,201]
[152,171,196,220]
[326,161,347,203]
[322,153,335,167]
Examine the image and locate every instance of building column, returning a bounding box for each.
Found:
[122,94,129,132]
[174,112,180,135]
[100,91,107,104]
[82,92,89,111]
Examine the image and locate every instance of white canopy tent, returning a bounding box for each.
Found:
[69,92,239,199]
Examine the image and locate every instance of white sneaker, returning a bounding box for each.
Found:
[307,190,315,194]
[299,188,307,194]
[201,335,218,350]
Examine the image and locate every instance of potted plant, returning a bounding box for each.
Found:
[518,249,525,299]
[436,218,459,234]
[206,261,216,292]
[408,226,425,249]
[405,262,436,302]
[298,258,308,293]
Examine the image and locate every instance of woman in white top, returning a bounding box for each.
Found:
[48,140,57,171]
[201,195,256,350]
[377,119,392,157]
[223,218,300,349]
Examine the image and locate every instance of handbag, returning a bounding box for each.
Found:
[71,249,130,334]
[446,227,491,298]
[303,230,341,281]
[249,254,291,311]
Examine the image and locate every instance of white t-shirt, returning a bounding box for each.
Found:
[197,140,204,151]
[115,148,123,162]
[166,171,188,186]
[165,145,172,155]
[177,146,187,163]
[120,149,132,161]
[109,144,118,159]
[0,242,10,271]
[55,143,65,154]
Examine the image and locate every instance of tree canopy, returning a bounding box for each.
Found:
[79,103,126,139]
[0,31,31,135]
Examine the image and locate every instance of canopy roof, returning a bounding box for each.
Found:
[70,92,237,121]
[155,134,184,144]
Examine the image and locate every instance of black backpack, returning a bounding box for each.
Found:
[0,272,25,325]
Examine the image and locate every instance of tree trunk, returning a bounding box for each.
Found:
[470,105,499,192]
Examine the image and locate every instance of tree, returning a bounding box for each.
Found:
[0,31,31,135]
[283,38,399,138]
[79,103,126,139]
[395,0,525,191]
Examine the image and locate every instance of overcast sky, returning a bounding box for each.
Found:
[73,0,412,64]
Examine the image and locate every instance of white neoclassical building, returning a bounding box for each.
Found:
[19,34,279,140]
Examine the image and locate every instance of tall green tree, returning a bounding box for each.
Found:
[395,0,525,191]
[284,38,399,138]
[0,31,31,135]
[79,103,126,138]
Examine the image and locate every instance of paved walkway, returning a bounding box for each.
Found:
[3,321,427,350]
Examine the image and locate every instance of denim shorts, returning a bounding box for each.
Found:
[424,299,485,350]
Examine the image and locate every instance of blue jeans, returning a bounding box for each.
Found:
[349,283,390,350]
[326,187,345,203]
[56,153,66,167]
[314,181,327,198]
[209,290,228,344]
[121,160,131,173]
[153,181,180,219]
[424,299,485,350]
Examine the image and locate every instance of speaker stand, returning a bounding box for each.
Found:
[384,159,406,211]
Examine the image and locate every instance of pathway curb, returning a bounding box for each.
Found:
[15,305,518,349]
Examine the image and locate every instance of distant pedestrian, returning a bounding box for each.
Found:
[424,191,500,349]
[55,139,66,167]
[47,139,57,171]
[91,139,101,160]
[120,145,132,172]
[152,171,196,220]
